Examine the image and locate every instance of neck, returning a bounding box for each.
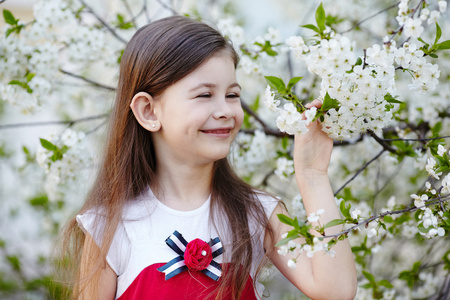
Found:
[153,159,214,211]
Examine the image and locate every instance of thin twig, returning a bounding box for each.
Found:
[121,0,137,28]
[323,195,450,239]
[59,69,116,91]
[387,0,426,44]
[340,2,400,34]
[0,114,109,130]
[156,0,178,15]
[240,100,268,129]
[334,149,386,196]
[239,128,286,138]
[86,119,108,135]
[383,135,450,142]
[143,0,151,23]
[367,129,397,153]
[78,0,127,44]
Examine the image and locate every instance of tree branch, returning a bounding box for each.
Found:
[78,0,127,44]
[340,2,400,34]
[143,0,151,23]
[0,114,109,130]
[156,0,178,15]
[323,195,450,239]
[120,0,137,28]
[334,149,386,196]
[240,100,268,129]
[367,129,397,153]
[383,135,450,142]
[59,69,116,91]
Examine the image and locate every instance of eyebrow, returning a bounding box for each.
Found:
[188,82,241,92]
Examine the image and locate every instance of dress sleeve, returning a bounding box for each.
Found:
[255,191,280,220]
[76,209,131,276]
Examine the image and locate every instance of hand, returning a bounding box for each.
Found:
[294,99,333,175]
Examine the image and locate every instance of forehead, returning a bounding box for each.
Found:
[176,54,237,87]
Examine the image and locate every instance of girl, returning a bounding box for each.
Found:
[61,15,357,300]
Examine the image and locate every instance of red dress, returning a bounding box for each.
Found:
[77,188,278,299]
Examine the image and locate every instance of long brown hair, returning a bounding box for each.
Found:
[59,15,274,299]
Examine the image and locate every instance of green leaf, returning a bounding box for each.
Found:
[362,271,376,284]
[22,146,29,155]
[301,24,320,34]
[26,73,36,82]
[384,94,403,104]
[322,92,340,111]
[8,80,24,87]
[417,37,429,47]
[315,3,326,32]
[29,195,49,209]
[323,218,345,229]
[277,214,295,226]
[340,200,351,219]
[281,136,289,150]
[431,122,442,137]
[436,40,450,50]
[275,234,298,247]
[265,76,286,92]
[378,279,394,289]
[3,9,17,25]
[6,255,21,272]
[355,57,363,66]
[429,53,438,58]
[287,77,303,90]
[6,27,16,37]
[39,138,57,151]
[434,23,442,46]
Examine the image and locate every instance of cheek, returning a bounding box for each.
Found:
[234,106,244,129]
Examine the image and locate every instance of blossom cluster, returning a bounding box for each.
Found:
[36,128,91,201]
[278,234,336,269]
[218,18,282,76]
[284,31,442,139]
[265,84,317,135]
[397,0,447,37]
[231,130,278,180]
[264,0,446,140]
[0,0,111,112]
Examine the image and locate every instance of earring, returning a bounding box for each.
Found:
[152,124,156,128]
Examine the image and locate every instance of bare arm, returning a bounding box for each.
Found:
[78,233,117,300]
[265,100,357,300]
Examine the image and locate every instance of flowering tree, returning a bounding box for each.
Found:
[0,0,449,299]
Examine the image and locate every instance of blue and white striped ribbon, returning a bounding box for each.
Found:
[157,230,223,281]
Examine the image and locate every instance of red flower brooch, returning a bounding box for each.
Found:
[157,231,223,281]
[184,238,213,271]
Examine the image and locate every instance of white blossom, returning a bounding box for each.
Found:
[403,18,424,38]
[264,85,279,112]
[438,1,447,13]
[437,144,446,156]
[307,209,325,223]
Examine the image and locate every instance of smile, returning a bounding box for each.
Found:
[200,128,232,137]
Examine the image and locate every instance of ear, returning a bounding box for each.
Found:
[130,92,161,132]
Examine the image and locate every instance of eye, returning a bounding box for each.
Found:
[197,93,211,98]
[226,93,240,98]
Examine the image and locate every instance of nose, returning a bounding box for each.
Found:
[212,98,235,120]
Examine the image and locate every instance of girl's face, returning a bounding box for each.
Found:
[152,53,244,167]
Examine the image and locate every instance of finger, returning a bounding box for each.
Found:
[305,99,323,109]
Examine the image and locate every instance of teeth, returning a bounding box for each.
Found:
[203,129,230,134]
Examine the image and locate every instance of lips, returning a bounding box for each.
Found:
[200,127,233,137]
[201,128,231,134]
